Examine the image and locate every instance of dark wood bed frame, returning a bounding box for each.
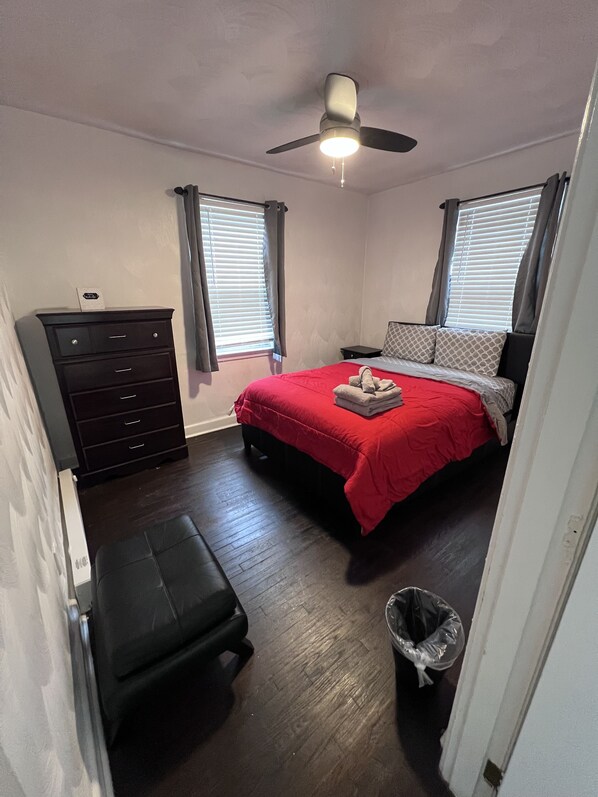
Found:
[241,332,535,533]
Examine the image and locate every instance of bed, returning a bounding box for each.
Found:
[234,331,534,534]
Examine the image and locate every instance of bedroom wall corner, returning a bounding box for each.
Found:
[358,193,373,346]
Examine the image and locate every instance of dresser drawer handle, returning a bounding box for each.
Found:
[128,443,145,450]
[109,334,127,339]
[120,394,137,400]
[114,367,132,373]
[124,419,141,426]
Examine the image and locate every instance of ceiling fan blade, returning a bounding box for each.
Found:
[266,134,320,154]
[324,73,358,123]
[360,127,417,152]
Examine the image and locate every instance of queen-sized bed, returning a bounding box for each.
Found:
[234,328,534,534]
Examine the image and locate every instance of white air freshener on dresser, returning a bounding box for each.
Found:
[77,287,105,311]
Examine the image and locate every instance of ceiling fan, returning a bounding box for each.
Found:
[266,73,417,171]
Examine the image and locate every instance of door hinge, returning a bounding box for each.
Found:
[483,759,504,789]
[562,514,583,565]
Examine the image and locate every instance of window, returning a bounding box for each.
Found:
[200,197,273,356]
[445,187,542,331]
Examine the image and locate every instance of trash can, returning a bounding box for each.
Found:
[385,587,465,688]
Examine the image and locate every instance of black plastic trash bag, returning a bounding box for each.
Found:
[385,587,465,687]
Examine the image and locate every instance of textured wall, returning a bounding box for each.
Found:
[361,133,579,347]
[0,283,94,796]
[0,105,368,435]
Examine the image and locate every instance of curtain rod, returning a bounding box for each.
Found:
[174,187,288,212]
[438,176,569,210]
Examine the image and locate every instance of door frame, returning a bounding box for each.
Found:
[439,61,598,797]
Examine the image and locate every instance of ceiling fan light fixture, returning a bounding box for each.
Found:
[319,127,360,158]
[266,74,417,159]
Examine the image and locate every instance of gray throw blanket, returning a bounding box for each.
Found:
[351,357,516,444]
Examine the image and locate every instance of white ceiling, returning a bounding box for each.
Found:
[2,0,597,193]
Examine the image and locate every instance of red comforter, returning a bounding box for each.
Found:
[234,362,496,533]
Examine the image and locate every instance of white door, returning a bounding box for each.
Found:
[498,517,598,797]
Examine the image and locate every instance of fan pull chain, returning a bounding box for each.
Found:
[341,158,345,188]
[331,158,336,175]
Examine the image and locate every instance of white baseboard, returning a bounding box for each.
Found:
[185,414,238,439]
[59,469,92,613]
[69,602,114,797]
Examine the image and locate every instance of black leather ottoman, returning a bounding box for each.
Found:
[91,514,252,744]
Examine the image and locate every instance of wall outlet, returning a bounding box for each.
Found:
[77,287,105,311]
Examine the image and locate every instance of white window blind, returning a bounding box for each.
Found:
[445,187,542,331]
[200,197,274,356]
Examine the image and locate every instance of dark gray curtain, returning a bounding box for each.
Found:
[263,201,287,358]
[512,172,567,333]
[425,198,460,325]
[182,185,219,372]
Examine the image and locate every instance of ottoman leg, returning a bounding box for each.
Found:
[104,716,122,749]
[230,637,254,661]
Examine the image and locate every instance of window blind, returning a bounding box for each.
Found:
[200,197,274,356]
[445,187,542,331]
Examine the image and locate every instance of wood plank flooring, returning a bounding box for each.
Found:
[79,427,509,797]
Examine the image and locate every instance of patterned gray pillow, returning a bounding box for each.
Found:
[382,322,439,363]
[434,328,507,377]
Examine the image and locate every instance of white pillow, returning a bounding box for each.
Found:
[434,328,507,377]
[382,322,439,364]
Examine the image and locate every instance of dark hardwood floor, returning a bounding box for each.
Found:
[79,427,509,797]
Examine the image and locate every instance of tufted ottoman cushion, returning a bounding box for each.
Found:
[91,514,252,744]
[95,515,237,678]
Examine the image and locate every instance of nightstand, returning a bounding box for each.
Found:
[340,345,383,360]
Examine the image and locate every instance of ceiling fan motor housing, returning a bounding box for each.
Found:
[319,112,360,135]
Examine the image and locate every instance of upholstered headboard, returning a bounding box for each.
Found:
[497,332,535,416]
[497,332,535,387]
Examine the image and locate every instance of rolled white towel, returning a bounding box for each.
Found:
[359,365,377,393]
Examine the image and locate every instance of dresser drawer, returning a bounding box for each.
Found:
[133,320,173,350]
[63,352,172,392]
[84,426,185,472]
[55,326,93,357]
[77,404,180,446]
[89,320,173,353]
[71,379,176,420]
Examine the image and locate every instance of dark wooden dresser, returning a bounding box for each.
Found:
[38,307,188,485]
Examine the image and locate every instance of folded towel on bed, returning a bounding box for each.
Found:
[333,383,402,406]
[334,395,403,417]
[348,365,396,393]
